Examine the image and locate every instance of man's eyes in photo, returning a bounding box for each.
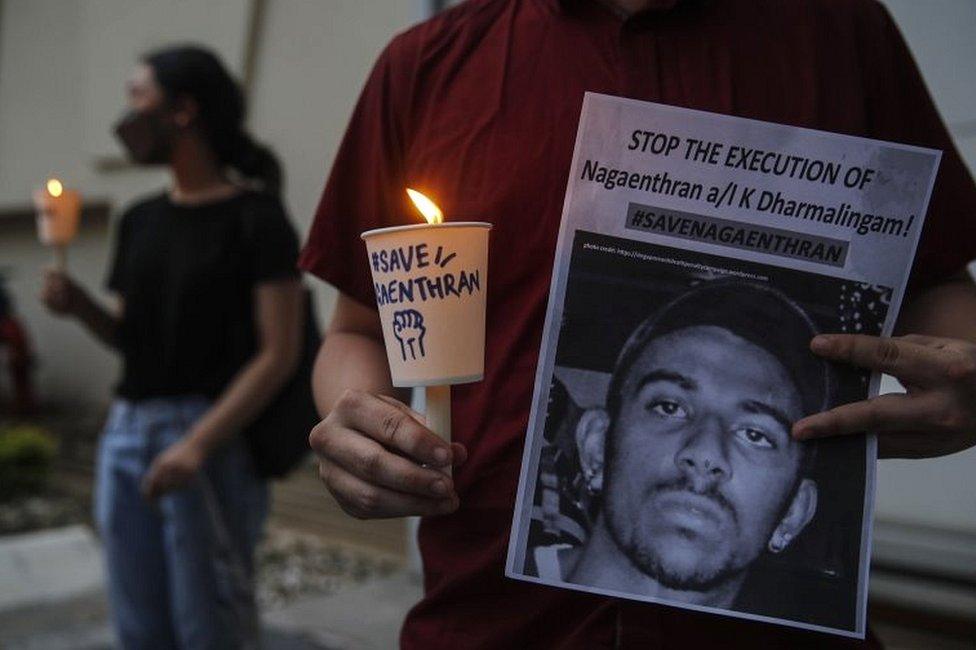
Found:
[644,396,690,420]
[732,425,778,450]
[735,400,794,451]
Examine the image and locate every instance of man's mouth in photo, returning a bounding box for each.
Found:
[649,484,737,536]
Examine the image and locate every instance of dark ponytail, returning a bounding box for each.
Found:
[143,45,283,194]
[227,132,283,195]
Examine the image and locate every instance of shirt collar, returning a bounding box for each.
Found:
[541,0,684,15]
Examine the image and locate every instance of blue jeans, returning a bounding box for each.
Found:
[95,397,268,650]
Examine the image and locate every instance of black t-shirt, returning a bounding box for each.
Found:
[107,190,299,399]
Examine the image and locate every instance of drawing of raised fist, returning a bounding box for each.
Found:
[392,309,427,361]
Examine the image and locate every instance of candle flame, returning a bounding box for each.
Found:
[406,188,443,225]
[47,178,64,198]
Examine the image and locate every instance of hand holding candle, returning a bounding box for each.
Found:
[33,178,82,270]
[361,189,491,473]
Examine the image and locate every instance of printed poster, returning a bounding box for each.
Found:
[506,93,941,638]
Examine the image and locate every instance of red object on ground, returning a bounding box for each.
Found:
[0,315,37,416]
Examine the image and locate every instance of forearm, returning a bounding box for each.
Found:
[74,291,121,349]
[896,275,976,341]
[312,331,408,416]
[186,348,298,456]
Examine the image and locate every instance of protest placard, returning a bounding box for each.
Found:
[506,93,941,638]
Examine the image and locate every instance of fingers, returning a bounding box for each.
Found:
[319,423,457,498]
[40,268,74,311]
[375,394,426,425]
[318,459,458,519]
[899,334,946,348]
[450,442,468,467]
[793,393,941,440]
[41,269,61,294]
[140,464,163,501]
[42,267,70,287]
[141,461,185,502]
[140,455,199,501]
[332,390,453,466]
[307,390,472,519]
[810,334,967,386]
[140,473,154,501]
[374,394,468,464]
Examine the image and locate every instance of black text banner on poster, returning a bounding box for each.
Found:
[624,203,849,267]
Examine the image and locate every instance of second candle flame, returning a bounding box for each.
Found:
[47,178,64,198]
[406,188,443,225]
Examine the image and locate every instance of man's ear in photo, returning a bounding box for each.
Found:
[575,409,609,494]
[767,479,818,553]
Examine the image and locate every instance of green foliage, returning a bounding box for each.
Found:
[0,424,58,500]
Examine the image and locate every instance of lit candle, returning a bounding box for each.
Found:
[361,189,492,474]
[33,178,82,270]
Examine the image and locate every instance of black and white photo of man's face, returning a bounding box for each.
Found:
[575,324,818,603]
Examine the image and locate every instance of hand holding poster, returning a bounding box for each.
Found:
[505,93,941,638]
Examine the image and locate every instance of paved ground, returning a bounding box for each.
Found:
[0,525,420,650]
[263,573,421,649]
[0,526,104,611]
[0,575,420,650]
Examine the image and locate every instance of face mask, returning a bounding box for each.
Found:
[113,108,176,165]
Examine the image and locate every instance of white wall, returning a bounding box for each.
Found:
[882,0,976,173]
[0,0,973,571]
[872,0,976,539]
[0,0,421,410]
[247,1,428,319]
[0,1,165,410]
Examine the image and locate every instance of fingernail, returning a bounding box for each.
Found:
[430,479,448,496]
[811,335,832,353]
[452,449,466,467]
[433,447,450,465]
[793,424,815,439]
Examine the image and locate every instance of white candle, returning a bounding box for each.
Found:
[33,178,82,269]
[425,384,452,475]
[361,188,492,476]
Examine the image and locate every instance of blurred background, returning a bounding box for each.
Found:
[0,1,972,648]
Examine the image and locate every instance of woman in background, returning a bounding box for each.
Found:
[41,46,302,649]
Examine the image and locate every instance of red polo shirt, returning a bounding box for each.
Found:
[299,1,976,647]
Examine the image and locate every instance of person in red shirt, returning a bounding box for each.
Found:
[301,1,976,647]
[0,284,36,416]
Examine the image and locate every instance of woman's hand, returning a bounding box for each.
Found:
[309,389,467,519]
[792,333,976,458]
[40,268,86,317]
[142,438,207,500]
[39,268,122,349]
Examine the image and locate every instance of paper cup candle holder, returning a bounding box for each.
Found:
[361,189,491,452]
[33,178,82,270]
